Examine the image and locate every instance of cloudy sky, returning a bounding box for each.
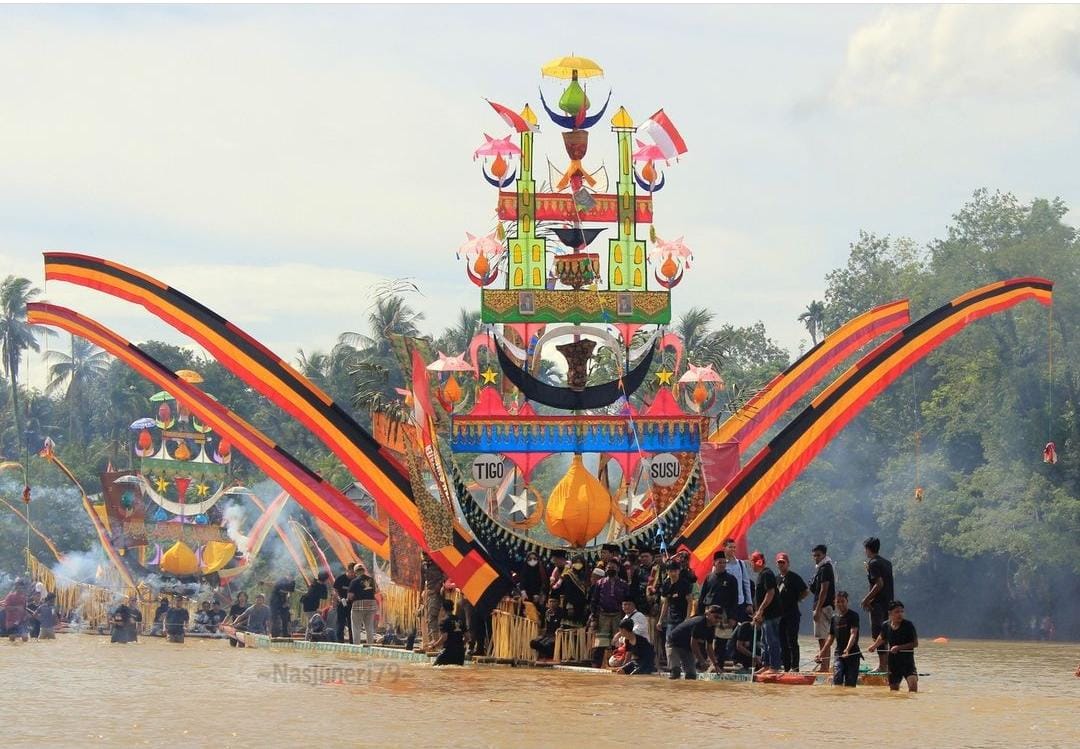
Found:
[4,4,1079,388]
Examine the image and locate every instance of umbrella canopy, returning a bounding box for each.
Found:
[632,139,667,163]
[427,352,473,372]
[175,369,204,384]
[130,417,157,430]
[678,363,724,383]
[541,55,603,79]
[149,390,175,402]
[473,133,521,160]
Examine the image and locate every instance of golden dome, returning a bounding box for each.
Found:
[545,455,612,546]
[159,541,199,576]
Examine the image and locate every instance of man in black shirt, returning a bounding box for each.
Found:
[750,551,783,673]
[270,576,296,637]
[775,552,808,671]
[332,564,357,643]
[815,590,861,686]
[869,600,918,692]
[860,537,894,672]
[730,620,759,670]
[615,617,655,675]
[658,560,693,658]
[432,599,467,666]
[665,606,724,680]
[809,544,836,672]
[300,571,330,629]
[697,552,739,669]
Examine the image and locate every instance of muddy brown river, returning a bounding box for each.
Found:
[2,635,1077,748]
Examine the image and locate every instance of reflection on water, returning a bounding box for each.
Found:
[1,635,1077,748]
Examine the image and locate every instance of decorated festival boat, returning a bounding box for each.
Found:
[27,54,1053,677]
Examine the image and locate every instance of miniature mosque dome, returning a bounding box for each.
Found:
[545,454,612,546]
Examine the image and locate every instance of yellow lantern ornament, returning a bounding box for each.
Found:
[545,455,612,546]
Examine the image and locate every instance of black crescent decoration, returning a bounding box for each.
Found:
[496,340,656,410]
[482,165,517,189]
[452,458,699,570]
[538,87,612,130]
[634,169,665,193]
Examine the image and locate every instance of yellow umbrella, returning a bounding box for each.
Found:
[541,55,603,80]
[175,369,204,384]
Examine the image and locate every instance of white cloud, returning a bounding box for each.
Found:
[829,5,1080,108]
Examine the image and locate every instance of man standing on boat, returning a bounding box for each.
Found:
[697,552,739,669]
[861,537,894,673]
[723,538,754,622]
[332,564,357,643]
[776,552,808,671]
[750,551,783,674]
[809,544,836,672]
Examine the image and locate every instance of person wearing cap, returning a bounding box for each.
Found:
[722,538,754,621]
[599,543,619,568]
[697,551,739,668]
[552,554,590,626]
[775,552,808,671]
[589,560,630,668]
[749,551,783,673]
[346,561,379,646]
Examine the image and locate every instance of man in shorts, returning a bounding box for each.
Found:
[868,600,918,692]
[809,544,836,672]
[860,536,894,672]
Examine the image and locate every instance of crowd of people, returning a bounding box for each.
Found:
[516,536,920,691]
[2,535,924,690]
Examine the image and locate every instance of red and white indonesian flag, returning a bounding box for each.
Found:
[640,109,687,161]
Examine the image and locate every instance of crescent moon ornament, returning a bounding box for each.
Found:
[634,169,666,193]
[482,165,517,189]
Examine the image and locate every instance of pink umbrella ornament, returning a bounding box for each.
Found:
[473,133,521,160]
[632,139,668,164]
[426,351,474,373]
[678,363,724,384]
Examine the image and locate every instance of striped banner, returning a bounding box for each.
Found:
[711,299,911,455]
[42,254,507,609]
[28,303,390,560]
[678,278,1052,568]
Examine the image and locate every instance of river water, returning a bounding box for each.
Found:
[2,635,1077,748]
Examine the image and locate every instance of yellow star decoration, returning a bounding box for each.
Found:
[480,367,498,384]
[655,369,674,385]
[154,476,170,493]
[195,482,210,498]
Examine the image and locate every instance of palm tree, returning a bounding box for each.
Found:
[675,306,727,371]
[339,294,425,361]
[798,300,826,345]
[1,275,45,450]
[45,334,111,443]
[436,308,482,355]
